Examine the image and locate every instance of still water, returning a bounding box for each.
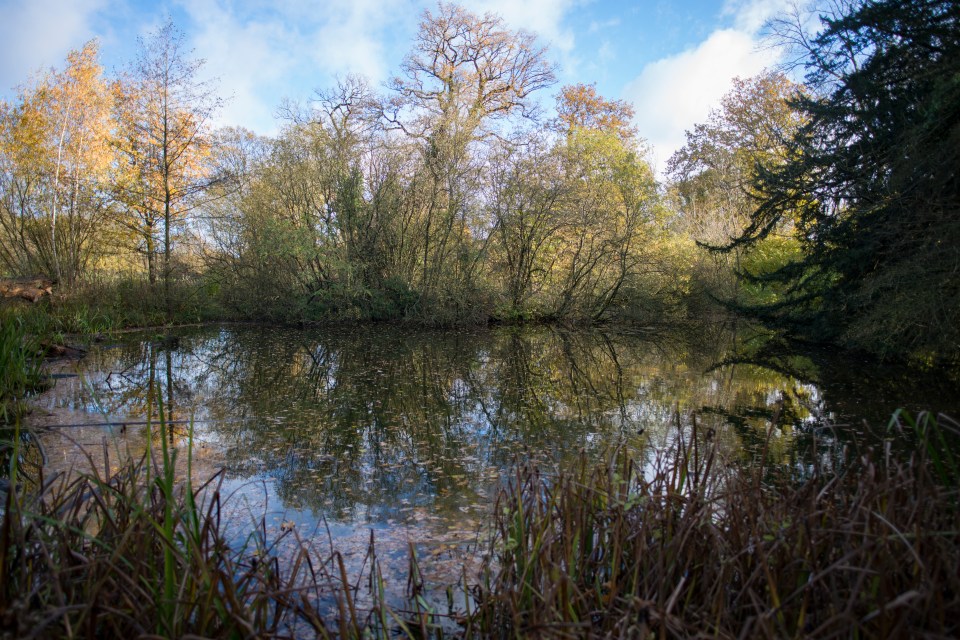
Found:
[26,323,960,582]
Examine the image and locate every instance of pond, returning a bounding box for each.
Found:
[24,322,960,589]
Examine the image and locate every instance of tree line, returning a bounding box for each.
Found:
[1,0,956,365]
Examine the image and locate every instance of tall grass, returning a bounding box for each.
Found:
[472,413,960,638]
[0,415,401,639]
[1,273,225,346]
[0,317,45,423]
[1,411,958,638]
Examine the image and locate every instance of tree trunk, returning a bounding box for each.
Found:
[162,82,172,321]
[146,224,156,284]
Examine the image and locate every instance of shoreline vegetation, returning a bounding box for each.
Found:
[2,408,957,638]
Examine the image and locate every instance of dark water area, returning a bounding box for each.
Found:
[25,323,960,582]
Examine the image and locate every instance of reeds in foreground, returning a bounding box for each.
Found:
[471,413,960,638]
[1,411,958,638]
[0,417,398,639]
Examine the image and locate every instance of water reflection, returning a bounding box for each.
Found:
[27,324,960,543]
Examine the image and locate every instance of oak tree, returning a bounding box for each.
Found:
[385,2,557,305]
[554,83,638,143]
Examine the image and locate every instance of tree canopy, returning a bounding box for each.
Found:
[720,0,960,362]
[1,1,956,365]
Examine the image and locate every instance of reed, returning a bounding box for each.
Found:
[471,413,960,638]
[0,415,392,639]
[1,410,957,638]
[0,316,45,423]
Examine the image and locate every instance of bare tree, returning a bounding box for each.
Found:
[381,3,557,305]
[385,2,556,141]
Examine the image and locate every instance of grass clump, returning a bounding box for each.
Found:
[472,413,960,638]
[0,317,45,423]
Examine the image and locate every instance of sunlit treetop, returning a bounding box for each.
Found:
[554,83,638,144]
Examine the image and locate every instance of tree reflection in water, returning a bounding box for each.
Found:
[24,323,960,576]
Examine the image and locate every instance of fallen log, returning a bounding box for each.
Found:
[0,276,54,302]
[39,342,87,359]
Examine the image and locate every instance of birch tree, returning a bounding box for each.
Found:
[0,40,116,283]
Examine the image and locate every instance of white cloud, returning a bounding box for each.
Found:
[588,18,620,35]
[476,0,579,53]
[307,0,412,84]
[177,0,297,134]
[173,0,417,134]
[623,3,784,173]
[0,0,107,92]
[723,0,793,32]
[597,40,614,64]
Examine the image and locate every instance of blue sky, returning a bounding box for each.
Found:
[0,0,789,169]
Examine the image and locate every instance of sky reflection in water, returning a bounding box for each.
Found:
[28,324,960,581]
